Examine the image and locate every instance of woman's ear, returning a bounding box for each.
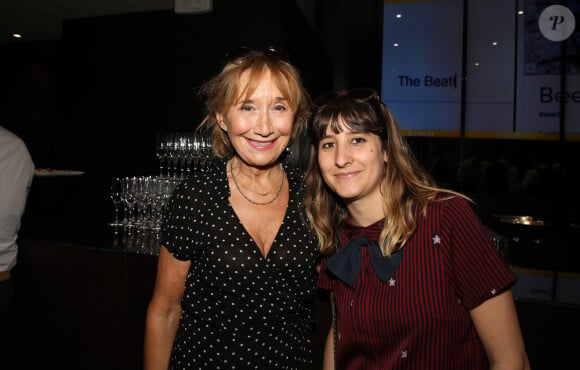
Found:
[216,113,227,131]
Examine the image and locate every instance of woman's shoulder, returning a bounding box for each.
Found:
[426,192,483,230]
[442,193,473,212]
[175,159,229,196]
[189,158,226,180]
[432,191,471,209]
[284,164,306,185]
[417,192,472,222]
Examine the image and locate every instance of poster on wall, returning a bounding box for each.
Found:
[517,0,580,137]
[381,0,463,137]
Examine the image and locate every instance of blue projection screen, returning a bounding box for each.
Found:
[381,0,580,140]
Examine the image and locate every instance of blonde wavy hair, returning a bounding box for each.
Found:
[196,48,311,158]
[305,90,465,257]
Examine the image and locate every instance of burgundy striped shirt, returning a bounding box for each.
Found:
[318,196,517,369]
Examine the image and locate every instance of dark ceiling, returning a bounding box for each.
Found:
[0,0,175,44]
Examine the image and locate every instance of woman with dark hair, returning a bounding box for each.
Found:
[305,88,530,369]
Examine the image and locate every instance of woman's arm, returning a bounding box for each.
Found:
[322,292,335,370]
[470,290,530,370]
[322,325,335,370]
[144,245,191,370]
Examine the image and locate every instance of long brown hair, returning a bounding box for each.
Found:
[305,89,464,256]
[197,49,311,158]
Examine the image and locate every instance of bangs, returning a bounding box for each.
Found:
[311,98,385,143]
[234,63,298,110]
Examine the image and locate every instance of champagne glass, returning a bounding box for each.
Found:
[121,176,137,228]
[192,133,201,171]
[109,177,123,226]
[178,135,188,179]
[184,134,195,177]
[204,134,213,169]
[169,132,181,178]
[155,133,167,177]
[199,134,211,171]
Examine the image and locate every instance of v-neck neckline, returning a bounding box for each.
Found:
[224,161,290,260]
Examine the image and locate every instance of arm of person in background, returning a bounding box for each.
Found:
[470,290,531,370]
[144,245,190,370]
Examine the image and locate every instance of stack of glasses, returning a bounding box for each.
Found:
[109,131,214,254]
[155,132,213,179]
[109,176,182,254]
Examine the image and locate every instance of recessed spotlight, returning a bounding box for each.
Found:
[393,43,399,47]
[396,13,402,18]
[12,33,22,38]
[517,10,524,15]
[474,62,480,66]
[491,41,498,46]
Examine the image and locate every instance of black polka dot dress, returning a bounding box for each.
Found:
[162,159,318,369]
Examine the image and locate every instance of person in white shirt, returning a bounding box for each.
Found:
[0,125,35,361]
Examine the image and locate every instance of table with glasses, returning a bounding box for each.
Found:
[108,131,214,255]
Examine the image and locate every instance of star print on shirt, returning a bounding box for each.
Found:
[490,288,497,295]
[401,350,408,358]
[388,277,396,287]
[432,234,441,245]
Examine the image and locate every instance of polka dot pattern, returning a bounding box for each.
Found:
[162,160,318,369]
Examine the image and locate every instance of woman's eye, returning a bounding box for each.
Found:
[273,104,288,111]
[352,137,366,144]
[238,102,256,111]
[320,142,334,149]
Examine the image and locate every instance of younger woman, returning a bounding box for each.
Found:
[305,88,530,369]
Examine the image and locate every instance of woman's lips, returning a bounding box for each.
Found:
[246,138,277,150]
[335,171,359,179]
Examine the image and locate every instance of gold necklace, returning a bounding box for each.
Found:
[230,159,284,206]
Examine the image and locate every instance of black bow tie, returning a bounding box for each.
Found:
[325,236,402,286]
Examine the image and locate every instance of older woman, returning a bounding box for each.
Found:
[144,48,318,369]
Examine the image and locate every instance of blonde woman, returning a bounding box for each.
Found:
[145,49,318,369]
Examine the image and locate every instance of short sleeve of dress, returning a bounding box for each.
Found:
[160,175,212,261]
[441,196,517,310]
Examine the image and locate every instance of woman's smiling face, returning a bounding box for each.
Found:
[317,117,388,204]
[217,68,294,168]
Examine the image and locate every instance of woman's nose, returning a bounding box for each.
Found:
[253,113,274,136]
[335,144,352,167]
